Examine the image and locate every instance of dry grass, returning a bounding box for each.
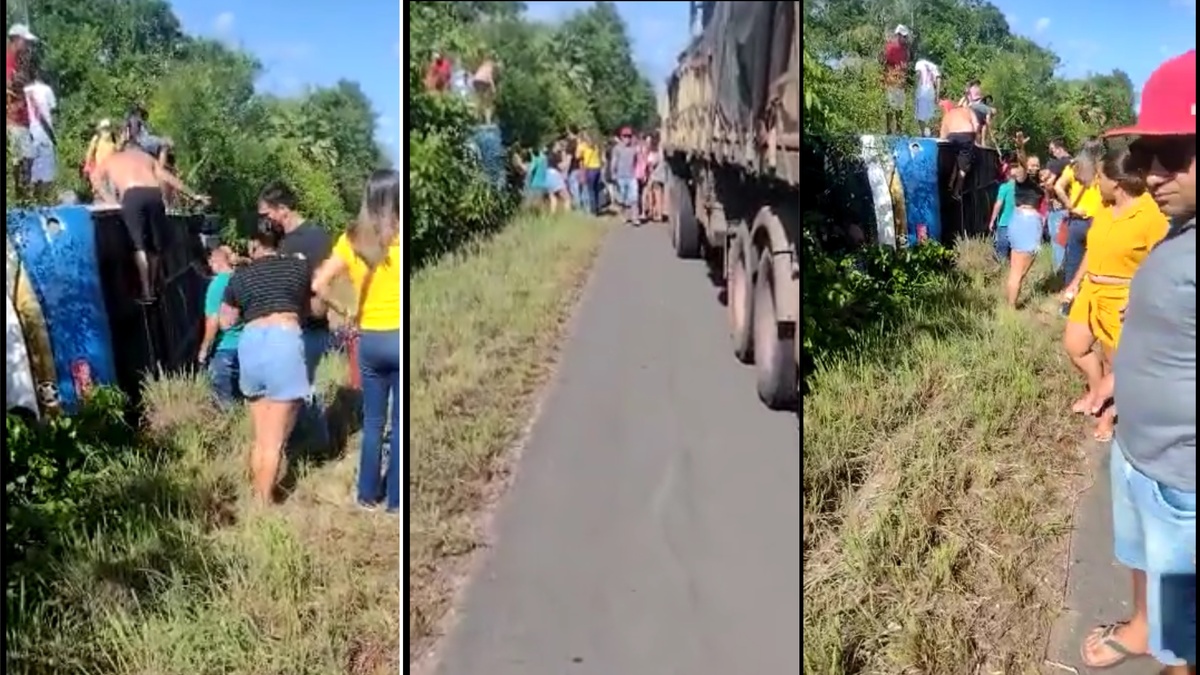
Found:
[8,356,400,675]
[802,238,1088,675]
[407,211,609,658]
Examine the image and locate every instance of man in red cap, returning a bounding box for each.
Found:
[1079,49,1196,673]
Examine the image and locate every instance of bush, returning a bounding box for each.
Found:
[5,388,132,598]
[405,1,658,270]
[801,229,958,373]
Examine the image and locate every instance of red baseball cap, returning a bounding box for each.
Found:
[1105,49,1196,137]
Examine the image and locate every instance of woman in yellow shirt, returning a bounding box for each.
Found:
[1054,148,1105,294]
[1061,146,1169,441]
[83,118,117,184]
[312,169,401,512]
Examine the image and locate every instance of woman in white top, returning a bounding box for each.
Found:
[913,58,941,137]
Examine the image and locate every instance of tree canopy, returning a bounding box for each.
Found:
[407,1,659,268]
[5,0,389,232]
[803,0,1136,154]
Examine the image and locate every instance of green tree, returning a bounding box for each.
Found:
[6,0,387,231]
[406,0,660,269]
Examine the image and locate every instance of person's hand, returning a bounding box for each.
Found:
[988,221,995,233]
[1014,131,1028,146]
[1060,283,1079,303]
[196,351,208,366]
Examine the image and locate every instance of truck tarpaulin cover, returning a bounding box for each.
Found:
[704,1,795,132]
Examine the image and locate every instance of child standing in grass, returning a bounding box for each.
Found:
[198,245,242,408]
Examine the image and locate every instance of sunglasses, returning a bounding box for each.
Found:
[1128,135,1197,174]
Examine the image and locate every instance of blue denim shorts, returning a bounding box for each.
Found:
[238,324,310,402]
[615,177,639,207]
[1110,441,1197,666]
[1007,209,1043,254]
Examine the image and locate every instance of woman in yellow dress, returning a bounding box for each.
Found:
[1061,145,1169,441]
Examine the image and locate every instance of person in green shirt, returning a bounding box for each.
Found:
[197,246,243,407]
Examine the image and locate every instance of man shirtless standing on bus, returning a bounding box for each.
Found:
[92,142,207,303]
[940,101,980,198]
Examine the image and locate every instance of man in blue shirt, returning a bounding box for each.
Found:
[198,246,242,407]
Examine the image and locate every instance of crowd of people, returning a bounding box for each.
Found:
[519,126,667,225]
[983,51,1196,673]
[9,22,401,514]
[198,175,402,513]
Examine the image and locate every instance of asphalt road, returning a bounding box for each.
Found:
[436,224,801,675]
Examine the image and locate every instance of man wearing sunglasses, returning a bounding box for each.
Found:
[1078,49,1196,673]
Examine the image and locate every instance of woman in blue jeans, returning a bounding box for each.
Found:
[220,220,315,503]
[313,170,402,512]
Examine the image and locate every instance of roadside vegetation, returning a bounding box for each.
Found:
[800,1,1134,672]
[6,1,398,673]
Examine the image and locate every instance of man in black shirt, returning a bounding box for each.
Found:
[1046,138,1072,181]
[257,181,333,446]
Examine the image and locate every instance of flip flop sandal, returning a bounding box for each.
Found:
[1093,429,1114,443]
[1079,622,1145,669]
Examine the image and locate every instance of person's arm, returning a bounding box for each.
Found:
[1053,169,1074,208]
[311,251,352,318]
[989,182,1010,232]
[198,278,224,363]
[152,162,207,205]
[1064,252,1088,297]
[988,193,1003,232]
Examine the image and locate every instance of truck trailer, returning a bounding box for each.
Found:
[661,1,800,411]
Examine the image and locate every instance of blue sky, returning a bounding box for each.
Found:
[524,1,693,90]
[159,0,1195,159]
[533,0,1196,97]
[991,0,1196,89]
[167,1,400,159]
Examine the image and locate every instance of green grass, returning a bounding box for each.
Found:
[802,238,1089,675]
[407,210,610,659]
[6,356,400,675]
[4,208,607,675]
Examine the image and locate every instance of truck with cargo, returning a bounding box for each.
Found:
[661,1,799,410]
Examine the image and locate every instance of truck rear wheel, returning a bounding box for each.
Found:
[669,174,701,259]
[753,250,798,410]
[727,234,754,363]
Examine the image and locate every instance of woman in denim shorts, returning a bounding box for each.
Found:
[220,220,317,503]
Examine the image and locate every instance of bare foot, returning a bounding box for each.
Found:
[1093,417,1115,442]
[1080,621,1148,668]
[1071,394,1092,414]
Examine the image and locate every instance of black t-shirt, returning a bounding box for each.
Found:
[1046,156,1070,181]
[1013,177,1044,209]
[564,139,580,172]
[279,221,332,330]
[224,255,312,324]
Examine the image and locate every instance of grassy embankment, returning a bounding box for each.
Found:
[803,238,1089,675]
[6,210,607,675]
[407,211,609,656]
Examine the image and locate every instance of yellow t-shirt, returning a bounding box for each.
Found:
[1061,164,1104,219]
[576,141,602,170]
[1084,192,1170,279]
[333,233,401,332]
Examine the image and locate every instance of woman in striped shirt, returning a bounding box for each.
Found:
[220,219,320,503]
